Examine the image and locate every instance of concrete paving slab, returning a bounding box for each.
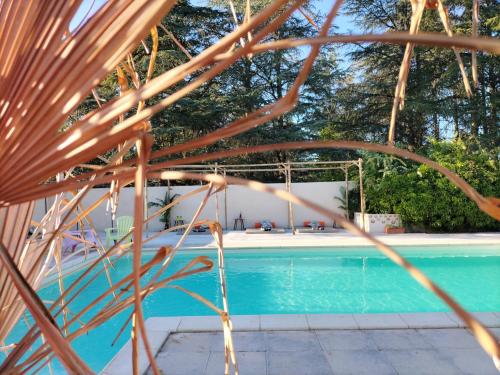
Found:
[368,329,429,350]
[445,312,468,327]
[490,327,500,338]
[147,329,499,375]
[151,351,210,375]
[141,230,500,250]
[471,312,500,327]
[145,317,181,332]
[211,332,266,352]
[260,314,308,330]
[383,349,463,374]
[306,314,358,329]
[442,348,499,375]
[399,312,458,328]
[416,328,480,349]
[325,349,397,375]
[101,329,169,375]
[316,330,377,351]
[163,332,215,353]
[267,350,333,375]
[205,351,266,375]
[104,315,500,374]
[447,312,500,328]
[177,316,221,332]
[353,313,408,329]
[265,331,321,352]
[231,315,260,331]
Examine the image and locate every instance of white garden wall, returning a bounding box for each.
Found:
[354,213,402,233]
[33,181,352,231]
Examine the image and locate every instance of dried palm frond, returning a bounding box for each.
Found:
[0,0,498,374]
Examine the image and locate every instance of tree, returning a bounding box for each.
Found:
[320,0,499,148]
[146,0,346,181]
[360,139,499,232]
[148,189,180,229]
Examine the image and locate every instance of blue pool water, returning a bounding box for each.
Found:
[3,245,499,373]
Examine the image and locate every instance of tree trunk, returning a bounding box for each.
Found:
[470,95,479,137]
[487,62,498,143]
[431,84,439,140]
[243,58,253,113]
[433,111,439,140]
[275,50,285,129]
[453,101,460,139]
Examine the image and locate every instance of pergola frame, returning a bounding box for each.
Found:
[156,159,366,232]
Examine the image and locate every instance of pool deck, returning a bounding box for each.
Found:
[101,313,500,375]
[142,230,500,249]
[147,329,500,375]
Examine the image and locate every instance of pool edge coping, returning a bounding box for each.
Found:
[100,312,500,375]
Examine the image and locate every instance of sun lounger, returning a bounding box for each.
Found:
[63,229,98,253]
[294,220,335,233]
[245,228,286,234]
[176,224,210,235]
[294,227,335,233]
[245,220,285,234]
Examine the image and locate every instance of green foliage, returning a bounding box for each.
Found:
[73,0,346,180]
[207,0,317,14]
[335,185,360,221]
[72,0,498,192]
[362,139,499,232]
[148,190,180,229]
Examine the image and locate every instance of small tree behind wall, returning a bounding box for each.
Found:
[148,189,180,229]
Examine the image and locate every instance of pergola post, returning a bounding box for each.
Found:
[286,160,296,234]
[214,162,220,225]
[223,169,228,230]
[344,165,349,220]
[76,192,80,231]
[167,179,171,228]
[144,178,149,234]
[358,158,366,230]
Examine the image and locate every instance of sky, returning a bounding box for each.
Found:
[315,1,355,34]
[70,0,107,31]
[70,0,356,73]
[71,1,355,34]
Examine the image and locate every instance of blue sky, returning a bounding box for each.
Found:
[315,1,354,34]
[70,0,107,31]
[71,1,354,34]
[70,0,356,86]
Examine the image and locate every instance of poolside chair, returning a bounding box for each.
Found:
[260,220,273,231]
[246,220,284,234]
[63,229,98,253]
[105,216,133,248]
[192,224,208,233]
[295,220,334,233]
[254,221,276,229]
[304,220,326,230]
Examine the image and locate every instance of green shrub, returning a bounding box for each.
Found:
[362,139,499,232]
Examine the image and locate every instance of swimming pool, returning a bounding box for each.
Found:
[3,245,500,373]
